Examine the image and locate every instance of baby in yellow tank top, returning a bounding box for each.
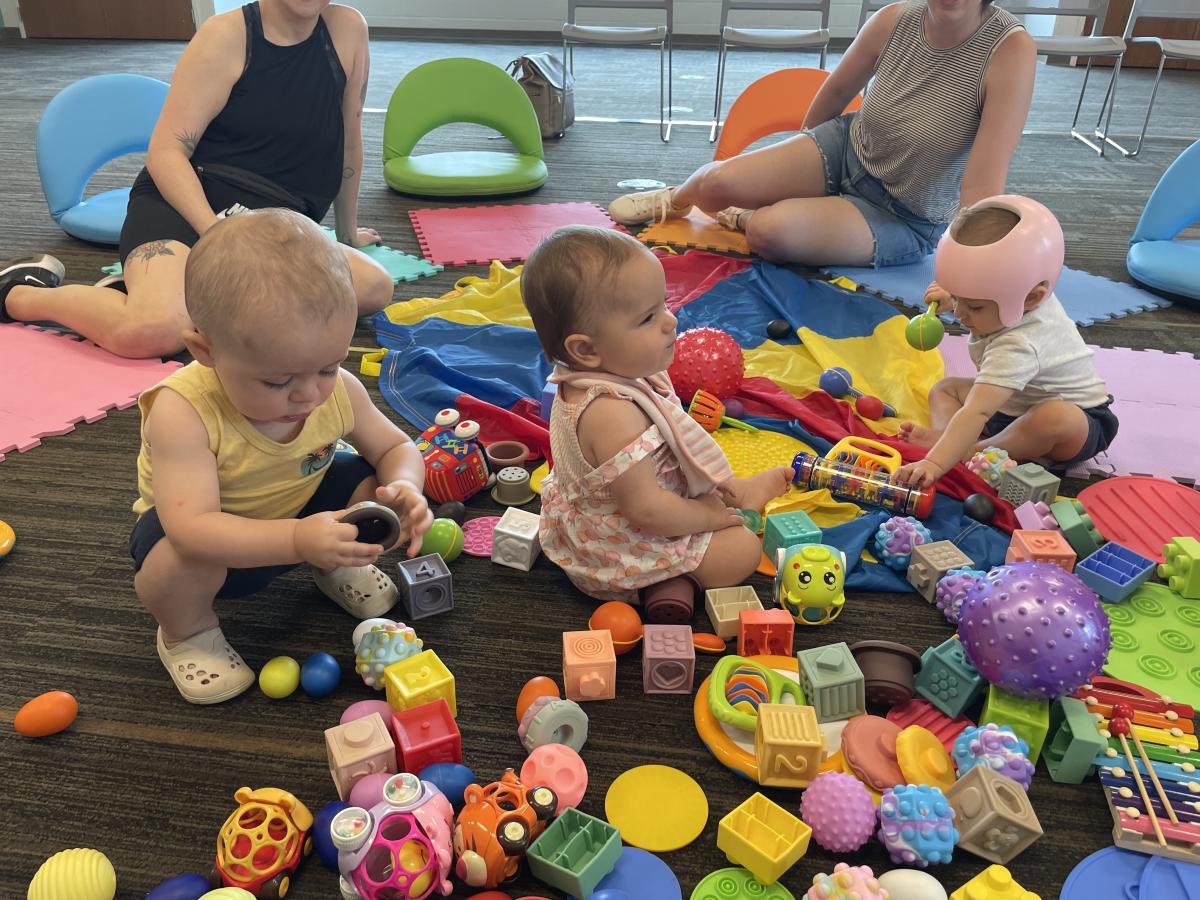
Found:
[131,209,431,705]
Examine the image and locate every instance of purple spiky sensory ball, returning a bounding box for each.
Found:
[957,561,1111,700]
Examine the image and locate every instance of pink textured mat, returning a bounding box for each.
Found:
[409,202,621,266]
[940,335,1200,484]
[0,324,180,462]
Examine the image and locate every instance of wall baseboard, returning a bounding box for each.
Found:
[0,26,20,39]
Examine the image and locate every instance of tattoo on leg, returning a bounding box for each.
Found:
[130,240,176,271]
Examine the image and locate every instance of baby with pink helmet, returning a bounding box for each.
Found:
[896,195,1116,487]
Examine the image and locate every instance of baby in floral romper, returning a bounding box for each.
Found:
[521,226,791,602]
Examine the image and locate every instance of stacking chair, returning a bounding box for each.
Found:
[711,0,832,142]
[857,0,892,32]
[1095,0,1200,158]
[998,1,1125,156]
[562,0,674,141]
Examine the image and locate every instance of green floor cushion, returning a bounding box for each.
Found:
[384,150,548,197]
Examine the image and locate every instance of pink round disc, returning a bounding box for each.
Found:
[462,516,501,557]
[520,743,588,810]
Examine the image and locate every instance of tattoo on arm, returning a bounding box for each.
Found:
[177,130,201,157]
[342,166,355,181]
[130,240,177,271]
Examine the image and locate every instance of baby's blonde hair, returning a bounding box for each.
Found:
[521,225,648,364]
[185,208,356,350]
[950,206,1021,248]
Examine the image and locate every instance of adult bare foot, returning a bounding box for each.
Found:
[900,422,942,449]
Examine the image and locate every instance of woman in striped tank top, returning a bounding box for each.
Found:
[608,0,1036,270]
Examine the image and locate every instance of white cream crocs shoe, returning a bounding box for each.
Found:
[313,564,399,620]
[608,187,692,227]
[156,626,255,705]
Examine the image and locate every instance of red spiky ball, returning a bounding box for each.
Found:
[667,327,744,401]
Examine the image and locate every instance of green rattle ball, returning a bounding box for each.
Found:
[423,518,465,562]
[905,309,945,351]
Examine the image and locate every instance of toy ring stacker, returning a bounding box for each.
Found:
[342,501,403,547]
[708,655,806,732]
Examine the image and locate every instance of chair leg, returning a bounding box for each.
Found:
[711,41,727,143]
[1126,53,1168,159]
[819,44,827,70]
[662,35,673,142]
[1091,55,1130,157]
[1068,58,1094,132]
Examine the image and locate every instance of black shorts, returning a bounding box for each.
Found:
[984,396,1119,469]
[118,164,326,265]
[129,452,374,599]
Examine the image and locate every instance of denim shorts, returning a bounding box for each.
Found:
[130,452,374,599]
[984,396,1120,469]
[806,113,947,268]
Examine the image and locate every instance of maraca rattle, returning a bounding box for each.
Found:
[906,299,945,351]
[817,367,897,420]
[687,389,758,433]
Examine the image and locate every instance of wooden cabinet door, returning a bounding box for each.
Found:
[1099,0,1200,69]
[19,0,196,39]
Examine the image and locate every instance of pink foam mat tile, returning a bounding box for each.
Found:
[0,324,180,461]
[408,202,622,266]
[940,335,1200,484]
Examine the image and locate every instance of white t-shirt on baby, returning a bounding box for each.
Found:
[968,293,1110,416]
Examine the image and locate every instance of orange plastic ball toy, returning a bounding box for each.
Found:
[516,676,561,724]
[588,601,644,655]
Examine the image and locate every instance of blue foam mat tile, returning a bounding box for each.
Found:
[823,256,1172,327]
[321,227,442,283]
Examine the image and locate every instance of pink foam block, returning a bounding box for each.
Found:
[409,202,622,266]
[941,335,1200,484]
[0,324,180,461]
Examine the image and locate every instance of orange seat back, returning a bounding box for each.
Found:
[714,68,863,162]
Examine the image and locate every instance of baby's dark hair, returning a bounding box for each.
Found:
[521,225,647,364]
[950,205,1021,247]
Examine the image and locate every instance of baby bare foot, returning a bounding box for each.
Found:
[739,466,795,512]
[900,422,942,449]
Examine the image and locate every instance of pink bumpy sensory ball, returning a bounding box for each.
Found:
[957,561,1111,701]
[800,771,877,853]
[807,862,889,899]
[666,327,744,400]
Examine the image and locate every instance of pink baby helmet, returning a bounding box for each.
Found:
[934,194,1064,328]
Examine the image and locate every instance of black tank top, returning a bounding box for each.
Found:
[192,1,346,219]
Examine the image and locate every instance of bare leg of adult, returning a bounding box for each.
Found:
[742,196,875,266]
[7,240,191,359]
[343,245,394,317]
[608,133,827,226]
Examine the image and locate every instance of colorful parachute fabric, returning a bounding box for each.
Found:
[371,250,1018,548]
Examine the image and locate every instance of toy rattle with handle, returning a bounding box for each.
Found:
[687,389,758,433]
[791,449,934,519]
[818,367,896,420]
[905,299,945,351]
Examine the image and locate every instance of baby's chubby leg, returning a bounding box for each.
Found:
[690,524,762,589]
[976,400,1089,463]
[136,538,254,704]
[901,377,975,449]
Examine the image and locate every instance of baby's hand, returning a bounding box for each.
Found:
[295,511,382,570]
[376,479,434,557]
[698,491,746,531]
[894,458,944,489]
[924,282,952,310]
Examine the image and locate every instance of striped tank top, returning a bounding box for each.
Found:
[850,2,1024,224]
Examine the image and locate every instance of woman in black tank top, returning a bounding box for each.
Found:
[0,0,393,359]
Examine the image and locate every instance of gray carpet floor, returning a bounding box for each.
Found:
[1,33,1199,900]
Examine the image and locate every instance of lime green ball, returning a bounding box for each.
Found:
[200,890,257,900]
[258,656,300,699]
[905,313,945,351]
[423,518,464,562]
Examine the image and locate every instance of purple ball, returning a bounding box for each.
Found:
[957,562,1111,700]
[723,397,745,419]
